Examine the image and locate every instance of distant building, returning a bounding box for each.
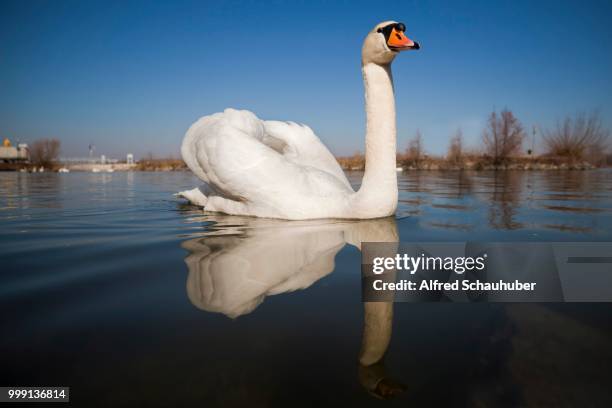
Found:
[126,153,134,165]
[100,154,106,164]
[0,138,29,162]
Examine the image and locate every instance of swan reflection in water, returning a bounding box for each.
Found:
[181,215,405,399]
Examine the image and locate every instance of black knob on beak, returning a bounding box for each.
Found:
[396,22,406,32]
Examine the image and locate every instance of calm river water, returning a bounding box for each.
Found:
[1,170,611,406]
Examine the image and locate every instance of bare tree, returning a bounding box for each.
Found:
[542,112,610,164]
[482,109,525,164]
[30,138,60,168]
[447,128,464,166]
[406,130,424,168]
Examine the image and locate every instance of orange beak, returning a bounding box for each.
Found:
[387,28,419,51]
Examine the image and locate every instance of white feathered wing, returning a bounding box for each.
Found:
[179,109,354,219]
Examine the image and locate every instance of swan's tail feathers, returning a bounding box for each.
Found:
[175,187,208,207]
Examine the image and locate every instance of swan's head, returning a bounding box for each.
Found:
[362,21,420,65]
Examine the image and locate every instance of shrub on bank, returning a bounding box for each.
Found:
[135,158,188,171]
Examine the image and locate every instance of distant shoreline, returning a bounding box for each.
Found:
[338,155,609,172]
[1,160,609,173]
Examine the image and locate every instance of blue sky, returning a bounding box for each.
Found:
[1,0,611,159]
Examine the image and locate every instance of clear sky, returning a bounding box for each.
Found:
[1,0,611,159]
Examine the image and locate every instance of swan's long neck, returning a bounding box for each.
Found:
[352,62,398,217]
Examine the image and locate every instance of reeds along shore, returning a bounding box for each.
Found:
[134,158,187,171]
[135,153,611,172]
[4,155,608,173]
[337,154,610,172]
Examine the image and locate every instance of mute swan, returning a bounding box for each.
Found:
[178,21,419,219]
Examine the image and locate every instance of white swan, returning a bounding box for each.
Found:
[178,21,419,219]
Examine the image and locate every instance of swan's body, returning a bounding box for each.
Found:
[178,21,419,219]
[180,110,355,219]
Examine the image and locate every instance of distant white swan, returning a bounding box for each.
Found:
[178,21,419,219]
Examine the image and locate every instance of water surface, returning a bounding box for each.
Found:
[1,171,611,406]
